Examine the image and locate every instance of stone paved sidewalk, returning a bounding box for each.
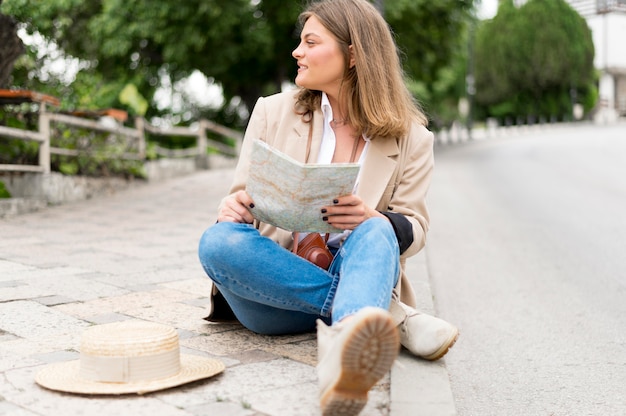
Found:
[0,168,455,416]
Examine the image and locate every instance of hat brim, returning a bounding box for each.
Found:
[35,354,225,395]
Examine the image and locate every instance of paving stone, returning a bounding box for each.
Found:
[190,321,244,336]
[180,297,212,308]
[0,236,46,249]
[185,400,258,416]
[244,380,320,416]
[0,401,40,416]
[179,348,240,368]
[92,268,203,288]
[2,265,92,281]
[0,331,18,342]
[32,350,80,364]
[0,334,81,361]
[63,271,112,280]
[52,288,192,319]
[0,274,128,303]
[5,249,92,270]
[0,301,89,339]
[0,260,38,275]
[225,349,282,365]
[159,278,213,298]
[1,365,193,416]
[0,286,52,303]
[83,312,134,325]
[117,301,210,332]
[58,253,151,276]
[262,336,317,366]
[158,358,315,411]
[125,284,161,292]
[33,295,76,306]
[182,328,315,356]
[175,328,197,340]
[0,280,26,287]
[0,349,41,372]
[85,239,178,260]
[243,379,391,416]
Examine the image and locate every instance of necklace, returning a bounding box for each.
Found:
[330,117,347,128]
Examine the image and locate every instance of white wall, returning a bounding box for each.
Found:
[587,13,626,70]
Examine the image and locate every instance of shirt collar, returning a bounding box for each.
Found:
[321,92,333,126]
[320,92,370,143]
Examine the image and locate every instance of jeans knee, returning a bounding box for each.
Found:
[198,225,222,261]
[198,222,249,266]
[361,217,395,239]
[349,217,399,258]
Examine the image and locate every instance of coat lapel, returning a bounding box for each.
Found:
[285,109,325,163]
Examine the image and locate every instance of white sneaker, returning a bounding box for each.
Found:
[389,299,459,361]
[316,307,400,416]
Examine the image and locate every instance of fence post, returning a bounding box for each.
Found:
[38,103,51,174]
[197,119,208,157]
[135,116,146,159]
[195,119,209,169]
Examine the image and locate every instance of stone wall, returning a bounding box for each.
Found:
[0,154,236,218]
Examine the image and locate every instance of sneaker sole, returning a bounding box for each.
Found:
[320,308,400,416]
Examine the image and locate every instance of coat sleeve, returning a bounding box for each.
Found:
[216,94,294,248]
[387,123,434,259]
[218,96,268,212]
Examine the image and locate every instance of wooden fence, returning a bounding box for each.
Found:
[0,102,242,174]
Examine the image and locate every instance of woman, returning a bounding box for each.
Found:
[198,0,458,414]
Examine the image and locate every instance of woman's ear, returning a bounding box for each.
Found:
[348,45,356,68]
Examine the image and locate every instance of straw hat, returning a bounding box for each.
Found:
[35,320,225,395]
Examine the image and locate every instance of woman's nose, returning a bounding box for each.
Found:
[292,43,303,59]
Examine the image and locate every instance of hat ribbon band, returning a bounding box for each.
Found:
[79,349,180,382]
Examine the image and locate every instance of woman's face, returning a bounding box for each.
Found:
[292,16,346,97]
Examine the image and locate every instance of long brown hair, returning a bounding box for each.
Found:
[295,0,428,138]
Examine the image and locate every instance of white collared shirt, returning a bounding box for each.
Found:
[319,92,370,167]
[318,92,370,247]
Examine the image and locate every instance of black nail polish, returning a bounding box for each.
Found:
[249,203,255,208]
[321,208,327,213]
[333,199,339,204]
[322,216,328,221]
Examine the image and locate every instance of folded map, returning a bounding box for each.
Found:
[247,139,360,233]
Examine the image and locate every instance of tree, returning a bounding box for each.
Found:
[474,0,596,121]
[1,0,297,121]
[1,0,476,127]
[0,0,24,88]
[385,0,476,128]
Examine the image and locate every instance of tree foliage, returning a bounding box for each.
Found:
[1,0,476,128]
[474,0,596,121]
[0,0,24,87]
[385,0,475,128]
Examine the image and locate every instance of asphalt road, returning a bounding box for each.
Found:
[425,123,626,416]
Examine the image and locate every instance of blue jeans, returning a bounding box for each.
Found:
[198,217,400,335]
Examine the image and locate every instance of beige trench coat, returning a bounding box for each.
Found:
[208,89,434,317]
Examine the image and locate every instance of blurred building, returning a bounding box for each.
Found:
[578,0,626,121]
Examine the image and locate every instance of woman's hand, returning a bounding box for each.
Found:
[217,190,256,224]
[320,194,387,230]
